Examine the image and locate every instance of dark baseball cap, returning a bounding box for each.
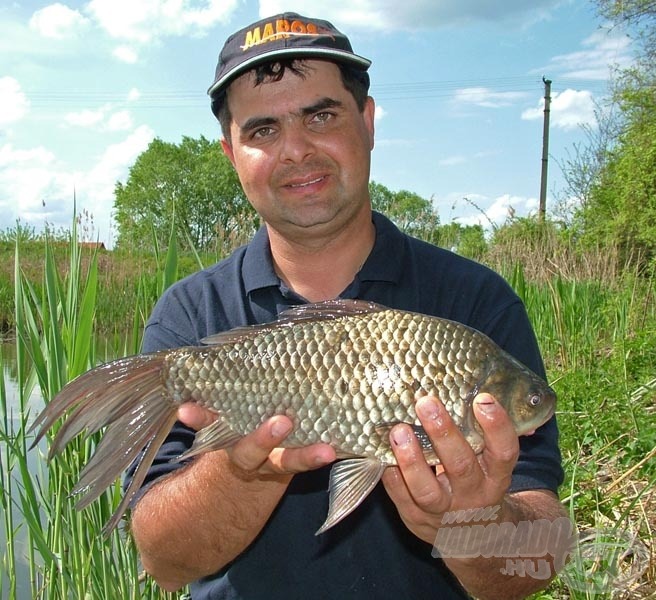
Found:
[207,12,371,98]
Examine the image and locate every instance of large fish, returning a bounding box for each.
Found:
[31,299,556,535]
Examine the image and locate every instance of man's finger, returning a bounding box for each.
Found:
[177,403,218,431]
[228,416,294,472]
[472,393,519,484]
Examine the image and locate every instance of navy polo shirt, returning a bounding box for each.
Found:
[136,211,563,599]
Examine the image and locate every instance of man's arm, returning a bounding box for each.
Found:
[130,411,336,591]
[383,394,570,600]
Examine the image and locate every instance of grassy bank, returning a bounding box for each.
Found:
[0,223,654,598]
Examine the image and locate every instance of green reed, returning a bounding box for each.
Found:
[0,222,181,598]
[513,265,656,599]
[2,222,653,598]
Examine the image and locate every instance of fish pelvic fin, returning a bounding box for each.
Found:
[375,422,440,464]
[29,352,177,536]
[177,419,243,461]
[315,458,386,535]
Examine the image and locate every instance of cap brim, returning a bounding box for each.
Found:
[207,48,371,97]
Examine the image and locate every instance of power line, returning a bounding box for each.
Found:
[23,75,612,109]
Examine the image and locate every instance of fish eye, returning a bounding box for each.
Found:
[529,394,542,407]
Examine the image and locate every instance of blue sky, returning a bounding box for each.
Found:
[0,0,634,247]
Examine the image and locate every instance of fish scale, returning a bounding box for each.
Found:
[164,309,505,458]
[30,299,556,536]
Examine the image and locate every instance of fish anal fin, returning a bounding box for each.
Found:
[316,458,385,535]
[177,419,243,462]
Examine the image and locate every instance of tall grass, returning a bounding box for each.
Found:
[506,262,655,599]
[1,221,654,598]
[0,224,182,598]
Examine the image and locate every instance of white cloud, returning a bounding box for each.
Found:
[64,108,106,127]
[454,87,529,108]
[0,77,29,126]
[374,105,386,121]
[79,125,155,243]
[86,0,240,43]
[29,3,89,39]
[0,126,154,246]
[113,45,139,63]
[106,110,133,131]
[0,144,56,169]
[486,193,538,223]
[536,26,634,81]
[127,88,141,102]
[258,0,561,30]
[439,155,466,167]
[521,89,596,131]
[63,105,134,132]
[445,192,538,228]
[0,143,68,225]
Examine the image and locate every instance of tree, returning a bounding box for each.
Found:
[596,0,656,63]
[565,1,656,269]
[369,181,440,244]
[435,222,487,260]
[114,136,257,252]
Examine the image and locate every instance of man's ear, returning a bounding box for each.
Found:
[221,138,236,167]
[363,96,375,151]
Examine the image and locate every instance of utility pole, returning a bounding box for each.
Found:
[539,76,552,223]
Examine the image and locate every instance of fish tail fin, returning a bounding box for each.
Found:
[30,352,178,535]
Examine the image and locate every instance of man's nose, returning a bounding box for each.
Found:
[278,123,315,163]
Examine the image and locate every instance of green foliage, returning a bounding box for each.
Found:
[114,135,258,252]
[513,265,656,599]
[1,213,654,596]
[0,224,181,598]
[568,2,656,272]
[434,222,487,260]
[369,181,440,243]
[575,76,656,269]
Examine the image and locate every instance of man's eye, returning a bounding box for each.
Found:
[312,112,332,124]
[253,127,274,139]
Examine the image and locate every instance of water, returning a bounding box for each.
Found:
[1,341,46,600]
[1,338,127,599]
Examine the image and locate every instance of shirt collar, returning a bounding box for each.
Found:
[241,210,406,295]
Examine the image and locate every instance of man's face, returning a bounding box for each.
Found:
[221,60,375,240]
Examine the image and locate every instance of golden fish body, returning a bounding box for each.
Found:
[31,299,556,535]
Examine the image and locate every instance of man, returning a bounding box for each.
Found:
[128,12,567,599]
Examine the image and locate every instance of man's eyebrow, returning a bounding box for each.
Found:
[239,98,344,133]
[241,116,278,133]
[300,97,344,116]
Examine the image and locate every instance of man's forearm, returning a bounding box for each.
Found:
[441,490,570,600]
[130,450,291,591]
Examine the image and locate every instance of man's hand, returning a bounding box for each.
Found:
[382,393,567,600]
[133,404,336,590]
[382,393,518,543]
[177,403,336,476]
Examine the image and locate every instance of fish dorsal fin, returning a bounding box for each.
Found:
[202,325,278,345]
[277,299,387,324]
[315,457,385,535]
[201,299,388,346]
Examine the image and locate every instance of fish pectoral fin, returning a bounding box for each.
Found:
[176,419,242,462]
[315,458,385,535]
[375,422,440,463]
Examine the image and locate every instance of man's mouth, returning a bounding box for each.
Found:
[286,176,326,189]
